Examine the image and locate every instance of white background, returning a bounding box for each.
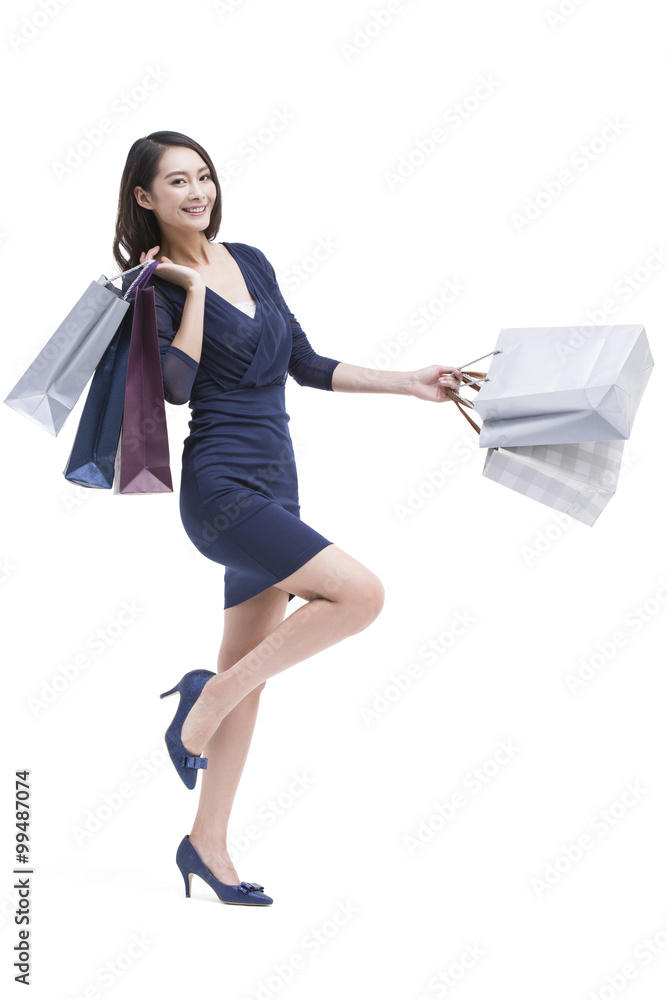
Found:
[2,1,666,998]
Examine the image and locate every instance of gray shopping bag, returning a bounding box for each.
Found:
[472,325,653,448]
[3,260,157,436]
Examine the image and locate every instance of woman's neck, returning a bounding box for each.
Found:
[158,231,219,268]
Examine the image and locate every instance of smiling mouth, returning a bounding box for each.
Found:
[182,206,207,215]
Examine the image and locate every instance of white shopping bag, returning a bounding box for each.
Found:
[481,440,625,526]
[473,325,653,448]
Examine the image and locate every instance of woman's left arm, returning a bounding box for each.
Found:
[331,362,463,403]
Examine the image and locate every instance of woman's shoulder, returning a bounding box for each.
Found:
[225,241,275,278]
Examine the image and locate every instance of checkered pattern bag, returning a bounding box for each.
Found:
[481,440,625,526]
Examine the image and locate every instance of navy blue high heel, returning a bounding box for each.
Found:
[159,670,216,789]
[176,835,273,905]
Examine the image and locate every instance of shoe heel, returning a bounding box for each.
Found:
[179,866,192,898]
[160,683,180,699]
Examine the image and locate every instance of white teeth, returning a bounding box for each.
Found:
[184,207,205,213]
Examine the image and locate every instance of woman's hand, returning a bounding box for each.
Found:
[408,365,464,403]
[140,246,205,293]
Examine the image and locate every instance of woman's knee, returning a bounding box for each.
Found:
[344,569,385,632]
[244,679,267,700]
[277,545,384,629]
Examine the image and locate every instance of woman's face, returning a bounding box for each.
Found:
[134,145,217,233]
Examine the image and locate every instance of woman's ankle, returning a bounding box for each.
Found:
[189,829,231,859]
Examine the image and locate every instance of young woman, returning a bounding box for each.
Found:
[114,130,464,906]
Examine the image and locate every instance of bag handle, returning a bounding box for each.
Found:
[445,386,482,434]
[103,259,159,300]
[122,260,159,300]
[455,370,487,398]
[445,349,503,436]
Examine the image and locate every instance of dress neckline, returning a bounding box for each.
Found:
[201,242,261,322]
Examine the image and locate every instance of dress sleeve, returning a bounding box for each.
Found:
[250,246,340,391]
[152,283,199,405]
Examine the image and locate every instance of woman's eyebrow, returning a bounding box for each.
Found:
[163,167,210,178]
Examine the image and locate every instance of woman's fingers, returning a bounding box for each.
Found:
[140,245,160,263]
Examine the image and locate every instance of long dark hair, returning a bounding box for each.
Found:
[112,130,223,272]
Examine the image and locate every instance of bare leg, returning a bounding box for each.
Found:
[181,543,384,769]
[188,586,289,884]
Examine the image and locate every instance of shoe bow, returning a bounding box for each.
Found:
[239,881,265,893]
[181,755,208,769]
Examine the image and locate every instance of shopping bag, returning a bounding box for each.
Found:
[115,285,173,494]
[472,325,653,447]
[62,306,134,488]
[3,259,157,436]
[481,440,626,526]
[443,354,630,525]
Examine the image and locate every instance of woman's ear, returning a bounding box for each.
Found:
[134,185,152,210]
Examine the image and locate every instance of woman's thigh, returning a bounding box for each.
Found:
[271,543,385,608]
[219,585,290,670]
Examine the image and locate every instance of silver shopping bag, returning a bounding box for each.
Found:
[472,325,653,448]
[3,259,157,436]
[481,440,626,526]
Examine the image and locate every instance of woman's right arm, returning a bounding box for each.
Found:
[137,248,207,404]
[141,247,206,364]
[169,280,206,364]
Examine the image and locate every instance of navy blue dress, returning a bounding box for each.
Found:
[124,242,340,608]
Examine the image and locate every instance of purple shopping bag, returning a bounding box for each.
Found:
[115,285,173,494]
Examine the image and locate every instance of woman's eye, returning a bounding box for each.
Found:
[171,174,210,184]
